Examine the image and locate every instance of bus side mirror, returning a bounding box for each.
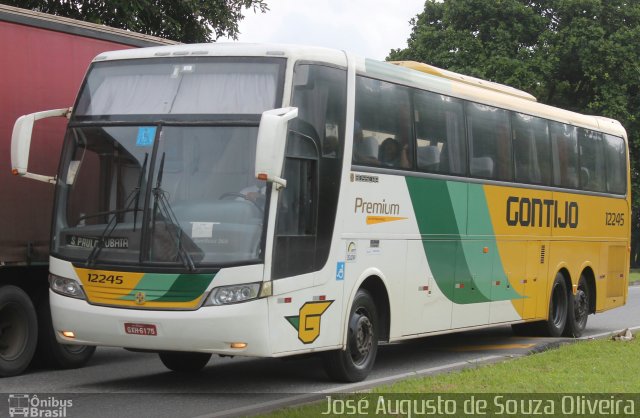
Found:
[255,107,298,189]
[11,107,71,184]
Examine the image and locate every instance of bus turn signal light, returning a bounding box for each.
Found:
[230,342,247,349]
[61,331,76,339]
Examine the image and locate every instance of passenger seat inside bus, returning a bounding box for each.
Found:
[417,145,440,171]
[354,136,379,162]
[471,156,494,178]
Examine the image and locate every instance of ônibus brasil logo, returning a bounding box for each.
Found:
[8,394,72,418]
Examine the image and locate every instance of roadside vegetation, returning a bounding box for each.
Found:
[258,334,639,417]
[630,269,640,285]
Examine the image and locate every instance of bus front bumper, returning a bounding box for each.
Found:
[50,290,272,357]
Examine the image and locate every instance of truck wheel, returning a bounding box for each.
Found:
[0,285,38,377]
[36,296,95,369]
[563,275,589,338]
[159,351,211,372]
[323,289,378,382]
[543,274,569,337]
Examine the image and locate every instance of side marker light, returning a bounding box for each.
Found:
[230,342,247,349]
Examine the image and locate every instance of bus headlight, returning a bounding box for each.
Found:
[206,283,262,306]
[49,274,86,300]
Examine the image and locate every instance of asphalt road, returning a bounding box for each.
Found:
[1,286,639,418]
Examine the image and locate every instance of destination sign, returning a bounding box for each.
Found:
[66,235,129,249]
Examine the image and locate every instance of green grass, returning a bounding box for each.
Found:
[378,337,640,393]
[630,269,640,285]
[258,335,639,417]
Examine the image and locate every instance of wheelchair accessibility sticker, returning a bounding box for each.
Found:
[136,126,156,147]
[336,262,345,281]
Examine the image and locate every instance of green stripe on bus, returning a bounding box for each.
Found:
[406,177,521,304]
[465,184,521,301]
[155,274,215,302]
[119,273,215,302]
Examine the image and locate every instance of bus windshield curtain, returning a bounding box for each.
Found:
[85,70,277,115]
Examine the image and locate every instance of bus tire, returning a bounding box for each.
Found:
[35,296,96,369]
[563,275,589,338]
[544,274,569,337]
[0,285,38,377]
[159,351,211,372]
[323,289,378,382]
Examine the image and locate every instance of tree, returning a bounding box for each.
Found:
[390,0,640,266]
[2,0,268,43]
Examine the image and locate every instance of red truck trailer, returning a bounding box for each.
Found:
[0,4,175,377]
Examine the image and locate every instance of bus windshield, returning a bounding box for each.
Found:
[74,57,282,118]
[51,57,284,268]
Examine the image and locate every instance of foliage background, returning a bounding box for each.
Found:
[3,0,638,266]
[389,0,640,266]
[0,0,267,42]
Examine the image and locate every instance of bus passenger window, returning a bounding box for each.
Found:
[466,102,512,180]
[512,113,551,185]
[550,122,578,189]
[604,134,626,194]
[578,128,606,192]
[414,90,465,176]
[353,76,414,169]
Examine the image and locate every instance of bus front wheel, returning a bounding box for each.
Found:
[36,296,96,369]
[323,289,378,382]
[159,351,211,372]
[544,274,569,337]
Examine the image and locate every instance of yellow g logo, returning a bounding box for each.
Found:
[286,301,333,344]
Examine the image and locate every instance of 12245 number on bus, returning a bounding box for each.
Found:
[605,212,625,226]
[87,273,124,285]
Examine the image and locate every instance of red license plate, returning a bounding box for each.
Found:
[124,323,157,336]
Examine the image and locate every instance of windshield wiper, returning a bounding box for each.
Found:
[85,153,148,267]
[151,152,197,271]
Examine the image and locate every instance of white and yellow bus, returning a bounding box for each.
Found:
[12,44,630,382]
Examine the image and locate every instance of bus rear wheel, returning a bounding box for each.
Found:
[159,351,211,372]
[563,275,589,338]
[544,274,569,337]
[323,289,378,382]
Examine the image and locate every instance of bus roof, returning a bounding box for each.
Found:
[89,42,627,139]
[391,61,538,102]
[91,42,348,66]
